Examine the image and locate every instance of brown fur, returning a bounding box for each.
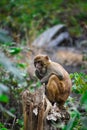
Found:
[46,74,71,108]
[34,54,72,108]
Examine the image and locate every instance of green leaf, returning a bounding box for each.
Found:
[64,115,77,130]
[0,122,4,128]
[81,91,87,104]
[16,63,27,68]
[1,128,8,130]
[16,119,24,126]
[0,122,8,129]
[63,110,80,130]
[36,81,41,88]
[0,94,9,103]
[80,90,87,110]
[8,47,22,55]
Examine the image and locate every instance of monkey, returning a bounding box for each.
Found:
[34,54,72,109]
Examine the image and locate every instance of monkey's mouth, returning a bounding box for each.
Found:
[36,66,42,71]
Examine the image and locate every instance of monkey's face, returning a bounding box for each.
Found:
[35,60,43,71]
[34,60,47,74]
[34,55,49,74]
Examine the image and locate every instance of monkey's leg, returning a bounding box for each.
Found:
[46,75,67,110]
[46,75,59,104]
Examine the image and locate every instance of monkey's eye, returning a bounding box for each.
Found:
[38,61,41,64]
[36,61,43,67]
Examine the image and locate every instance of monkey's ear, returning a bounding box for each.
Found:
[45,55,49,60]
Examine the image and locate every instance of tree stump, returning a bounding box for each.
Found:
[22,87,70,130]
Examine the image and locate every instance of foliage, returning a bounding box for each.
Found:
[70,72,87,94]
[81,90,87,110]
[0,56,39,130]
[63,110,80,130]
[0,0,87,43]
[0,0,63,42]
[0,32,39,129]
[63,72,87,130]
[0,122,8,130]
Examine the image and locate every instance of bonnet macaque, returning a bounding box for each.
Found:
[34,54,72,109]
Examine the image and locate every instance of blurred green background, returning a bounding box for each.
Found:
[0,0,87,130]
[0,0,87,44]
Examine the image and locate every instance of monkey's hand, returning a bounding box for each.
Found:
[35,70,43,80]
[53,71,64,80]
[40,75,49,84]
[57,74,63,80]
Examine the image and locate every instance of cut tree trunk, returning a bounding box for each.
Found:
[22,87,70,130]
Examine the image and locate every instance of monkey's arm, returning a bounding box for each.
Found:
[35,70,43,80]
[40,71,63,84]
[40,73,51,84]
[51,65,64,80]
[53,71,63,80]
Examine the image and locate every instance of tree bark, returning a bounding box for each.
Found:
[22,87,70,130]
